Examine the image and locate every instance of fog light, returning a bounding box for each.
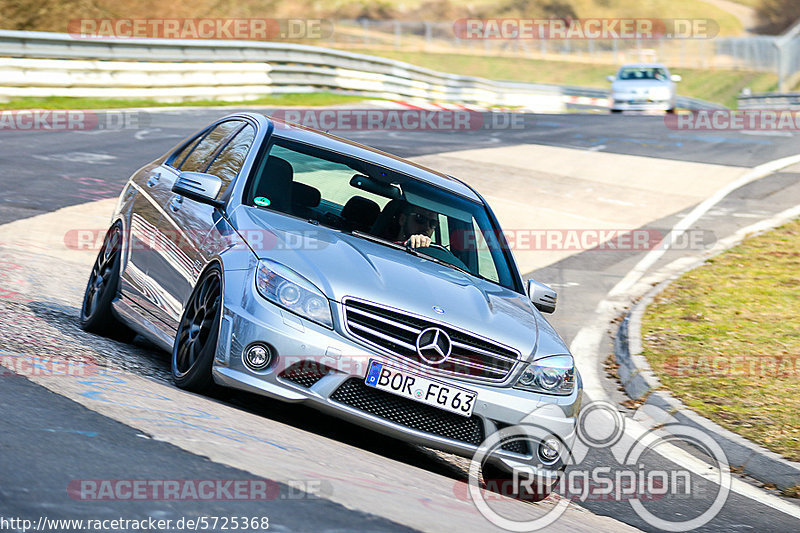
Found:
[538,437,562,465]
[243,344,273,371]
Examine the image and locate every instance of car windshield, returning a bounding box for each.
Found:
[244,135,517,290]
[618,67,668,81]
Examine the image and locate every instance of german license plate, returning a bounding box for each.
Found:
[364,360,477,417]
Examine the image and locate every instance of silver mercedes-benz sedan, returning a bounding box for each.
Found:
[80,112,581,495]
[607,63,681,113]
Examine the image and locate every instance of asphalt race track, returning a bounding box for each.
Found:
[1,107,800,532]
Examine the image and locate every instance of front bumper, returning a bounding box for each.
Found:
[611,98,674,111]
[213,268,581,477]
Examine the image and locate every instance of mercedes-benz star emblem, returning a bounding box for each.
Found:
[415,327,452,365]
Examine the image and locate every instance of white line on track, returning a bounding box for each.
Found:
[609,153,800,298]
[570,153,800,520]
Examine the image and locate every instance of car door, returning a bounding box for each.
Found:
[150,120,255,333]
[118,131,206,322]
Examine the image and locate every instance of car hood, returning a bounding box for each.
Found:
[230,207,570,359]
[611,80,672,93]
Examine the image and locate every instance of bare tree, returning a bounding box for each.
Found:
[756,0,800,35]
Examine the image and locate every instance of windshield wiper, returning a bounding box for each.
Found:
[350,230,407,251]
[350,231,492,282]
[412,249,474,277]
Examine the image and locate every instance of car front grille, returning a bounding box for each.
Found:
[331,378,485,446]
[342,298,520,382]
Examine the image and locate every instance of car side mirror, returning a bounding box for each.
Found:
[172,172,224,208]
[527,279,557,314]
[606,75,615,82]
[670,74,682,82]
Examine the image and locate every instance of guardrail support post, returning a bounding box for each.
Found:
[775,41,787,92]
[774,18,800,93]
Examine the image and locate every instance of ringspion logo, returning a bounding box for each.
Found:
[467,401,731,531]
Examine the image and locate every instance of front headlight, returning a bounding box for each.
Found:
[515,354,575,395]
[256,259,333,329]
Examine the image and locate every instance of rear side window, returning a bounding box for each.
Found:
[170,136,202,168]
[179,121,242,172]
[206,124,256,196]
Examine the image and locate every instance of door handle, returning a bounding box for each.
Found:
[146,172,162,187]
[169,196,183,212]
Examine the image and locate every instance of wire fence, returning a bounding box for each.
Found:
[323,20,799,78]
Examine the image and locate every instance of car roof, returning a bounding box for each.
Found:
[246,113,483,203]
[618,63,669,69]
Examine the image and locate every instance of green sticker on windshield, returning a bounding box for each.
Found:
[254,196,271,207]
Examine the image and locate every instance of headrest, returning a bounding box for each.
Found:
[342,196,381,232]
[253,156,293,212]
[292,182,321,208]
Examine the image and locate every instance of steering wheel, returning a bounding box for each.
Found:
[424,243,451,252]
[416,243,470,272]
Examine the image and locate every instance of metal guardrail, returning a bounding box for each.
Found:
[675,95,727,110]
[737,92,800,110]
[548,84,724,110]
[0,30,725,110]
[0,30,564,111]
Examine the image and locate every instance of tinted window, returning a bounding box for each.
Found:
[618,67,668,81]
[265,143,390,209]
[179,121,242,172]
[206,124,255,195]
[246,137,515,290]
[170,136,202,168]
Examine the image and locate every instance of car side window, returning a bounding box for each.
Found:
[170,136,202,169]
[179,121,242,172]
[205,124,256,196]
[472,218,499,283]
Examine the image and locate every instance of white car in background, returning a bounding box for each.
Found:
[607,63,681,113]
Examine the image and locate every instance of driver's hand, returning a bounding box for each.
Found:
[405,234,432,248]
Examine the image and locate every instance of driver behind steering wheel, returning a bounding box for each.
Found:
[397,204,438,248]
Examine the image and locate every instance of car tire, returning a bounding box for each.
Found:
[79,222,135,341]
[666,107,676,114]
[610,109,622,114]
[481,463,553,503]
[172,263,223,393]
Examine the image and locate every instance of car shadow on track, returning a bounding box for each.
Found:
[21,299,471,483]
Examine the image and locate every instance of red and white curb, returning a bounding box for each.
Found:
[564,95,610,107]
[367,100,534,113]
